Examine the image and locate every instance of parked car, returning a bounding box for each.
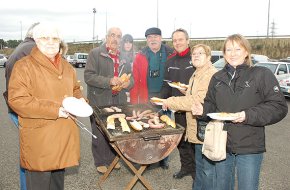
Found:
[66,55,74,64]
[279,58,290,63]
[278,75,290,97]
[213,58,225,70]
[254,61,290,81]
[211,51,223,63]
[251,54,269,64]
[0,54,8,67]
[213,54,270,71]
[72,53,88,68]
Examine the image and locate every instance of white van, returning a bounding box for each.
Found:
[72,53,88,68]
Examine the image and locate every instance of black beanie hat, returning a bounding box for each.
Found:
[145,27,162,37]
[122,34,133,43]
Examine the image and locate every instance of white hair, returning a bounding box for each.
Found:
[33,23,62,40]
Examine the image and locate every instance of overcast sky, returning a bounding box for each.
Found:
[1,0,289,42]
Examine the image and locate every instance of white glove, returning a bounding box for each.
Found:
[59,107,69,118]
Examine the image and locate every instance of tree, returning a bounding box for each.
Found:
[0,39,7,49]
[7,40,22,48]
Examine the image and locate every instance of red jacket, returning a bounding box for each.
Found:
[130,52,149,104]
[130,45,174,104]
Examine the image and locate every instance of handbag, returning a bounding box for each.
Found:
[196,119,208,142]
[202,120,227,161]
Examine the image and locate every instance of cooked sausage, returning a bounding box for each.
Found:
[148,119,165,129]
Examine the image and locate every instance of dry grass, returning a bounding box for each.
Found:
[1,38,290,59]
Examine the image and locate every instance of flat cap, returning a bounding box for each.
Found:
[145,27,162,37]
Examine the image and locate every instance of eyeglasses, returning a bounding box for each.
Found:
[109,33,122,39]
[38,37,60,43]
[192,52,206,56]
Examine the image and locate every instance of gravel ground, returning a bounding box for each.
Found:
[1,68,290,190]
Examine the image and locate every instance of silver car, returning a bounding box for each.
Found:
[0,54,7,67]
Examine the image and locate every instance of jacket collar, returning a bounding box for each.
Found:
[215,63,250,82]
[194,61,213,77]
[30,47,63,75]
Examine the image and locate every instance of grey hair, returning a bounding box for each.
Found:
[25,22,40,38]
[59,41,68,56]
[106,27,122,38]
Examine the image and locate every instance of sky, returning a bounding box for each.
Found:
[1,0,289,43]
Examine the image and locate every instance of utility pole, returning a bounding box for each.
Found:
[157,0,159,27]
[173,18,176,31]
[270,20,277,38]
[267,0,271,38]
[93,8,96,48]
[106,10,108,34]
[190,22,192,38]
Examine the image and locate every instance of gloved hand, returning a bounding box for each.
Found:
[59,107,69,118]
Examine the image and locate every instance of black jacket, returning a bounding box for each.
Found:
[161,49,195,99]
[203,64,288,154]
[4,38,36,113]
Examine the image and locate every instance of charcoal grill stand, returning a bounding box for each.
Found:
[94,104,184,190]
[98,142,153,190]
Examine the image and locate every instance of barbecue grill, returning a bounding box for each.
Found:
[93,103,185,190]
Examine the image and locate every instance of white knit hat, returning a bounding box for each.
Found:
[33,23,62,40]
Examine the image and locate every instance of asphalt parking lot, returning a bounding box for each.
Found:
[1,68,290,190]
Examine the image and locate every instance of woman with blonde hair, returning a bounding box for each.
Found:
[191,34,287,190]
[163,44,217,190]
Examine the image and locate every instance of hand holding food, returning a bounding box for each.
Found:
[232,111,246,123]
[110,76,122,86]
[112,73,131,91]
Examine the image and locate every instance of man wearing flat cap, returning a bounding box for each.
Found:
[130,27,173,103]
[130,27,173,169]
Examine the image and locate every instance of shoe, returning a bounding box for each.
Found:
[159,160,169,170]
[114,163,121,170]
[173,170,191,179]
[96,166,107,174]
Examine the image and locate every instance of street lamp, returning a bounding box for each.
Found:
[156,0,159,27]
[20,21,22,41]
[105,10,108,34]
[267,0,271,38]
[93,8,96,48]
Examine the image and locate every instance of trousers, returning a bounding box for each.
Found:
[25,169,65,190]
[90,116,116,167]
[216,153,263,190]
[175,112,196,179]
[9,112,27,190]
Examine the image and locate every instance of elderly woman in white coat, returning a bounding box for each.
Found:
[162,44,217,190]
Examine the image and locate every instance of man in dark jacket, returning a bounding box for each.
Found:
[161,28,196,179]
[4,22,39,190]
[84,27,134,174]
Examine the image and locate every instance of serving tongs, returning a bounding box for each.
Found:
[69,114,97,139]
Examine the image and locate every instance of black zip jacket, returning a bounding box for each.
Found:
[161,49,195,99]
[202,64,288,154]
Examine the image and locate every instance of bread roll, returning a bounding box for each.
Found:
[112,73,131,91]
[129,120,143,131]
[160,115,176,128]
[119,118,130,133]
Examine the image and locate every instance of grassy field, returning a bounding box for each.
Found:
[1,38,290,59]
